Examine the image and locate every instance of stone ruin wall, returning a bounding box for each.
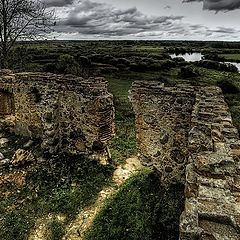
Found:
[130,82,196,184]
[180,87,240,240]
[0,70,115,161]
[130,82,240,239]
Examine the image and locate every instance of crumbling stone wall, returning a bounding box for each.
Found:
[130,82,196,183]
[0,91,14,115]
[130,82,240,239]
[180,87,240,240]
[0,70,115,161]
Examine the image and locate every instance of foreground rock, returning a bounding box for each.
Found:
[11,149,35,167]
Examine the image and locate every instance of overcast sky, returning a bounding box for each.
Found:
[43,0,240,40]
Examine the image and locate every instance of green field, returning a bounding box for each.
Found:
[1,40,240,240]
[219,53,240,60]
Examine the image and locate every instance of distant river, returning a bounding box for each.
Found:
[170,53,240,72]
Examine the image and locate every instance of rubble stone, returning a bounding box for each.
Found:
[11,149,35,167]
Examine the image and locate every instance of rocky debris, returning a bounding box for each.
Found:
[0,71,115,162]
[0,171,26,187]
[0,138,9,148]
[11,149,35,167]
[0,152,4,160]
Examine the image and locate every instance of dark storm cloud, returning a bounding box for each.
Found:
[211,27,239,34]
[55,0,185,37]
[43,0,74,7]
[183,0,240,11]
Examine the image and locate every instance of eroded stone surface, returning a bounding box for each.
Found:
[0,70,115,161]
[130,82,240,239]
[11,149,35,167]
[130,82,195,184]
[180,87,240,240]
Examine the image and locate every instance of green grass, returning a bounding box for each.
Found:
[106,71,162,164]
[0,155,114,240]
[86,169,185,240]
[219,54,240,60]
[2,41,240,240]
[47,220,66,240]
[107,74,136,164]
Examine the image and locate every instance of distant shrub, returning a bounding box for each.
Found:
[75,55,92,77]
[178,66,199,78]
[56,54,80,75]
[116,58,131,66]
[76,55,91,66]
[43,63,56,73]
[157,75,170,84]
[217,79,240,94]
[7,47,32,71]
[195,60,238,73]
[116,64,127,69]
[130,59,176,72]
[100,66,119,74]
[172,57,185,62]
[160,60,176,69]
[101,55,117,65]
[130,62,148,72]
[203,53,225,62]
[89,54,105,63]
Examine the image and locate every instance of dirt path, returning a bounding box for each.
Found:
[28,157,142,240]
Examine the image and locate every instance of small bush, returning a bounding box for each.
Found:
[217,79,240,94]
[172,57,185,62]
[178,66,199,78]
[56,54,80,75]
[195,60,238,73]
[43,63,57,73]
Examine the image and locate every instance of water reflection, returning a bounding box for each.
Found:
[170,53,240,72]
[170,53,202,62]
[225,62,240,72]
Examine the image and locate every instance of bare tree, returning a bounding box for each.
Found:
[0,0,54,68]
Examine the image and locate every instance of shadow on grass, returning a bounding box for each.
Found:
[86,169,185,240]
[0,154,114,240]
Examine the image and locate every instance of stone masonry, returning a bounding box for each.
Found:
[130,82,240,239]
[0,70,115,161]
[180,87,240,240]
[130,81,196,184]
